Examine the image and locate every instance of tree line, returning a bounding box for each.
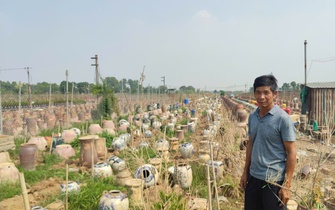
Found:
[0,77,198,94]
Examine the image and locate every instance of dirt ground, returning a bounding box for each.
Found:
[1,109,335,209]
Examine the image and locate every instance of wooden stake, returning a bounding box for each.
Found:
[50,132,54,153]
[206,165,212,210]
[65,164,69,210]
[210,143,220,210]
[19,172,30,210]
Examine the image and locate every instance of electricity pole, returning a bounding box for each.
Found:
[91,55,99,85]
[26,67,32,111]
[66,70,69,128]
[301,40,307,114]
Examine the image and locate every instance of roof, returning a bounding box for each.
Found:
[306,82,335,89]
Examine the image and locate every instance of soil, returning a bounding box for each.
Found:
[1,105,335,210]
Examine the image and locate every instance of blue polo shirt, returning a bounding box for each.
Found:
[248,104,296,182]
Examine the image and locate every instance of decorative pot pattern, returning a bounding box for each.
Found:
[134,164,159,188]
[99,190,129,210]
[94,162,113,179]
[179,142,194,158]
[112,138,127,151]
[60,181,80,194]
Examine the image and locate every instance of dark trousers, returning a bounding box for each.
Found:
[245,175,286,210]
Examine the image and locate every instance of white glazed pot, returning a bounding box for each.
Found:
[60,181,80,194]
[179,142,194,158]
[94,162,113,179]
[99,190,129,210]
[134,164,159,188]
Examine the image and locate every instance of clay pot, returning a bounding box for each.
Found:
[53,144,75,159]
[28,136,48,151]
[112,138,127,151]
[95,138,107,159]
[125,179,144,206]
[88,124,103,135]
[0,162,19,183]
[148,158,162,174]
[116,167,132,186]
[19,143,38,170]
[103,120,115,129]
[0,152,11,164]
[61,129,77,143]
[78,135,98,168]
[176,130,184,140]
[98,190,129,210]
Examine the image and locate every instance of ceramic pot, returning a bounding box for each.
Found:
[53,144,75,159]
[94,162,113,179]
[99,190,129,210]
[110,158,126,174]
[103,120,115,129]
[61,129,77,143]
[138,142,149,148]
[95,138,107,159]
[198,151,210,164]
[169,163,193,189]
[119,133,131,144]
[0,162,19,183]
[19,143,38,170]
[116,167,132,186]
[134,164,159,188]
[156,139,169,151]
[148,158,162,174]
[125,179,144,206]
[72,127,81,136]
[112,138,127,151]
[0,151,11,164]
[60,181,80,194]
[188,122,196,133]
[179,142,194,158]
[88,124,103,135]
[144,130,152,138]
[78,135,98,168]
[205,160,224,180]
[28,136,48,151]
[176,130,184,140]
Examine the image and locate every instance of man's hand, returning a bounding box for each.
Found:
[278,187,291,206]
[239,172,248,190]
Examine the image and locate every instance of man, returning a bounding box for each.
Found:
[240,74,296,210]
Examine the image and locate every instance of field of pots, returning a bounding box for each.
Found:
[1,93,335,210]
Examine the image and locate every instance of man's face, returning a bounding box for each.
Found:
[254,86,277,109]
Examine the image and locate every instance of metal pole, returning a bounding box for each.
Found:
[48,83,51,111]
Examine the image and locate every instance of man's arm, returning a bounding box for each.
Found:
[278,141,296,206]
[240,135,253,189]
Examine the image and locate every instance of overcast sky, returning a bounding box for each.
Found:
[1,1,335,91]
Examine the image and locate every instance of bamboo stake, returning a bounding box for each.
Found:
[210,143,220,210]
[91,141,94,178]
[206,165,212,210]
[50,132,54,153]
[19,172,30,210]
[65,164,69,210]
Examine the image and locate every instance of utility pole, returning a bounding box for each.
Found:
[91,55,99,85]
[26,67,32,111]
[66,70,69,128]
[161,76,165,87]
[302,40,307,114]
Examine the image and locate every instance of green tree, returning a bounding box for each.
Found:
[282,83,291,91]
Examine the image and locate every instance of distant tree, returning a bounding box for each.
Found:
[77,82,90,94]
[290,81,298,90]
[282,83,291,91]
[220,90,225,96]
[105,77,120,92]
